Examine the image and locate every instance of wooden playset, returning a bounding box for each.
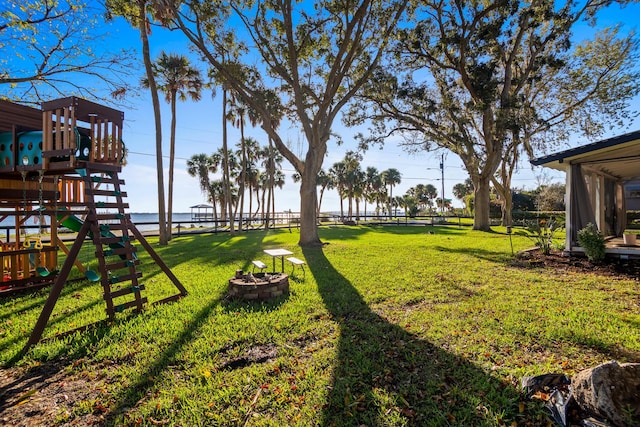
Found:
[0,97,187,349]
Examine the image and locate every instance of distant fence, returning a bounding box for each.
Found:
[3,211,638,242]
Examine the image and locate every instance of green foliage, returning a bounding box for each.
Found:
[357,1,639,232]
[628,211,640,229]
[577,223,606,262]
[1,227,638,426]
[518,218,562,255]
[156,0,410,245]
[511,211,566,225]
[512,191,536,211]
[1,1,136,104]
[535,183,566,211]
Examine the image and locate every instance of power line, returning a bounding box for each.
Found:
[127,151,191,161]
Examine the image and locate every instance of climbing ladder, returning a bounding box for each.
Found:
[25,163,187,349]
[82,164,145,316]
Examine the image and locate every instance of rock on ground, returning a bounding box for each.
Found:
[572,361,640,427]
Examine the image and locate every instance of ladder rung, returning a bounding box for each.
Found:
[102,246,137,257]
[109,272,143,284]
[94,213,129,221]
[97,236,136,245]
[105,259,140,271]
[88,202,129,210]
[90,189,128,198]
[109,297,148,315]
[78,162,122,173]
[85,176,124,185]
[100,223,128,231]
[109,284,146,298]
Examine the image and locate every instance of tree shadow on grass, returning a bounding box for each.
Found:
[433,245,515,264]
[302,245,526,426]
[103,297,221,426]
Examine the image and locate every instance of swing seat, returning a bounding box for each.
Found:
[85,270,100,282]
[36,267,58,277]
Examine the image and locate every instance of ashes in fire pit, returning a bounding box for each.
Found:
[228,272,289,300]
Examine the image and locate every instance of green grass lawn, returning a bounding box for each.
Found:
[1,225,638,426]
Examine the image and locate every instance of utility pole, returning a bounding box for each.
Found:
[440,153,445,214]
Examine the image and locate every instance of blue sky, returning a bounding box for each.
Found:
[101,3,640,214]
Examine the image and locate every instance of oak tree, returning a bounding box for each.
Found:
[156,0,409,246]
[355,0,639,230]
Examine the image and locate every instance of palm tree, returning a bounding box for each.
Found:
[352,170,365,220]
[186,153,213,197]
[221,86,234,234]
[316,169,334,218]
[341,151,362,220]
[227,95,260,231]
[424,184,438,213]
[144,51,203,240]
[252,169,263,221]
[452,178,474,214]
[272,169,286,222]
[381,168,402,219]
[210,149,227,220]
[258,171,269,225]
[364,167,382,219]
[259,141,283,228]
[243,137,261,223]
[114,0,168,245]
[400,194,418,218]
[328,161,347,219]
[244,162,259,227]
[208,180,224,229]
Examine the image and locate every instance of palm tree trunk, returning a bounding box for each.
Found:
[167,92,177,241]
[248,182,253,227]
[222,88,234,235]
[138,0,167,245]
[212,198,218,231]
[317,187,325,218]
[238,117,246,232]
[266,137,274,229]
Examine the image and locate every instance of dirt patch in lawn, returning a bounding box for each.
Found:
[0,358,110,426]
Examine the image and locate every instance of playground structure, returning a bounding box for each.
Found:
[0,97,187,350]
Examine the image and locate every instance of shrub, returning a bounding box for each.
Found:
[577,223,606,262]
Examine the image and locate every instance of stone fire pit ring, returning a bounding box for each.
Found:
[228,272,289,300]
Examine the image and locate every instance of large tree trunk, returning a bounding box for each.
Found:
[298,148,323,246]
[138,0,167,245]
[473,176,492,231]
[299,175,320,246]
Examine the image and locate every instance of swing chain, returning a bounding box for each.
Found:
[37,170,44,238]
[53,175,59,222]
[20,171,28,246]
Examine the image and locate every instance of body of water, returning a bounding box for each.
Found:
[0,211,302,239]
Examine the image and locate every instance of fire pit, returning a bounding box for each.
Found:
[228,271,289,300]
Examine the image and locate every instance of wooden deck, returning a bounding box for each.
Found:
[568,236,640,259]
[604,236,640,259]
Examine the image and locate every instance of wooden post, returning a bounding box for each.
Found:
[24,220,91,350]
